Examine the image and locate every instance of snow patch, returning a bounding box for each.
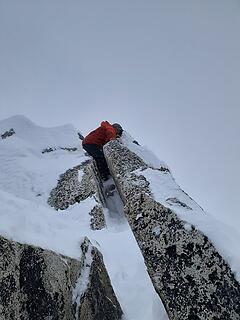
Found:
[152,226,161,237]
[72,243,93,319]
[78,169,85,183]
[184,223,193,232]
[136,212,143,221]
[121,132,169,170]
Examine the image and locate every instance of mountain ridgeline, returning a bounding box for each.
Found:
[0,116,239,320]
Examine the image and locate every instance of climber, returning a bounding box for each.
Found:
[82,121,123,181]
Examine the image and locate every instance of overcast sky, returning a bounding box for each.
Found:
[0,0,239,227]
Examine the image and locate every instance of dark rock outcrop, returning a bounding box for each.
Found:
[48,160,106,230]
[74,238,123,320]
[0,235,80,320]
[0,235,122,320]
[89,205,106,230]
[104,139,240,320]
[42,147,78,154]
[48,161,94,210]
[1,128,15,139]
[78,132,84,141]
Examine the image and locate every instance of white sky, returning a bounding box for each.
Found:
[0,0,239,226]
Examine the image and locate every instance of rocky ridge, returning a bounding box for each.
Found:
[104,139,240,320]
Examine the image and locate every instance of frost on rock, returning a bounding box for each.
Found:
[135,212,143,221]
[152,226,161,237]
[72,239,93,319]
[104,139,240,320]
[184,223,193,232]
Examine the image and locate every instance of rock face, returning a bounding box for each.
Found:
[0,235,122,320]
[48,160,106,230]
[74,238,123,320]
[104,139,240,320]
[1,128,15,139]
[48,160,95,210]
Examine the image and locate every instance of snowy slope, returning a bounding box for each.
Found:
[0,115,91,256]
[0,115,79,151]
[0,115,168,320]
[0,115,83,202]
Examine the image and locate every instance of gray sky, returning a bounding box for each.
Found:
[0,0,240,226]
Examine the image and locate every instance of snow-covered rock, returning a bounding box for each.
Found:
[0,235,122,320]
[0,115,167,320]
[104,138,240,320]
[47,159,106,230]
[75,238,123,320]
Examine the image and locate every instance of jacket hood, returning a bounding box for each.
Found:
[101,121,112,128]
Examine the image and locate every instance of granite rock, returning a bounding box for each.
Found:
[48,160,106,230]
[74,238,123,320]
[0,235,123,320]
[104,139,240,320]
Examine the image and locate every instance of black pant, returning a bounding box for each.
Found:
[83,144,110,178]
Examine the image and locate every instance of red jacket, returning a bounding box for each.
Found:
[82,121,117,146]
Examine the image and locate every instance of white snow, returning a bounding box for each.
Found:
[122,131,169,170]
[136,212,143,221]
[0,115,168,320]
[0,115,80,151]
[184,223,193,232]
[72,242,93,319]
[0,189,95,259]
[152,226,161,237]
